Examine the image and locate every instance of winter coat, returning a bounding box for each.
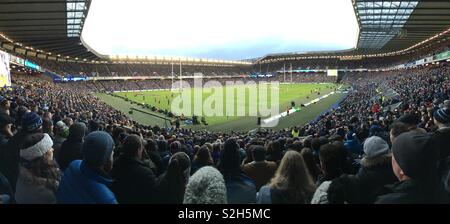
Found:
[355,154,398,203]
[57,160,117,204]
[15,166,59,204]
[222,171,256,204]
[111,155,157,204]
[375,179,448,204]
[242,161,277,191]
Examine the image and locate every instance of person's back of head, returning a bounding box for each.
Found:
[195,145,213,165]
[183,166,227,204]
[327,174,361,204]
[218,138,241,174]
[251,145,266,162]
[122,134,143,159]
[311,138,321,152]
[19,133,57,179]
[159,152,191,203]
[319,143,343,178]
[88,120,100,133]
[68,122,87,142]
[145,138,158,153]
[270,150,315,203]
[300,148,321,181]
[391,131,438,183]
[397,113,420,130]
[390,122,410,144]
[157,140,168,153]
[81,131,115,173]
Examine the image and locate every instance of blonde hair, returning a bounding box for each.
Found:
[269,150,316,203]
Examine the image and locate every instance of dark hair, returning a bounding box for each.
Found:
[42,118,53,135]
[122,134,142,157]
[319,143,343,179]
[311,138,322,151]
[327,174,361,204]
[218,138,241,174]
[300,148,322,182]
[390,122,410,139]
[145,139,158,152]
[251,145,266,162]
[303,138,312,148]
[194,145,213,166]
[157,152,190,204]
[288,141,303,152]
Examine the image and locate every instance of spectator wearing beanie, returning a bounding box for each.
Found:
[57,122,87,171]
[155,152,191,204]
[218,138,256,204]
[183,166,227,204]
[376,132,449,203]
[111,134,157,204]
[355,136,397,203]
[15,133,61,204]
[52,121,69,159]
[242,145,277,191]
[1,112,42,192]
[432,108,450,193]
[257,151,315,204]
[57,131,117,204]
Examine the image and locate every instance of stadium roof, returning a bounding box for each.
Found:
[355,0,450,51]
[259,0,450,61]
[0,0,100,61]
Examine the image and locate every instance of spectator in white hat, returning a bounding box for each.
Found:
[15,133,61,204]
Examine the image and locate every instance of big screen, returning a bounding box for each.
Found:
[0,50,11,87]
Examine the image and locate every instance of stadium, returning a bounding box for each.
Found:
[0,0,449,207]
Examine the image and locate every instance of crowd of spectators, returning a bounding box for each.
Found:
[0,62,449,204]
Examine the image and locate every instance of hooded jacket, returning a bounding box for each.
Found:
[57,160,117,204]
[111,155,157,204]
[355,154,398,203]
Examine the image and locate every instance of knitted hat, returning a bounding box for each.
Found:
[392,132,438,180]
[55,121,69,137]
[363,136,390,159]
[22,112,43,132]
[20,133,53,161]
[433,108,450,125]
[183,166,227,204]
[397,113,420,126]
[81,131,114,167]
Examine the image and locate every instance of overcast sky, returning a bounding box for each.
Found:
[82,0,359,60]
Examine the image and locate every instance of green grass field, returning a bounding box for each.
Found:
[94,83,346,132]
